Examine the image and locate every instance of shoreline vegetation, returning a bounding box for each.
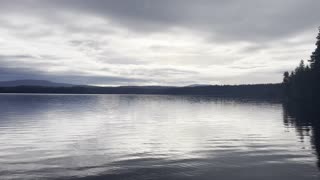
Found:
[0,84,282,99]
[283,27,320,105]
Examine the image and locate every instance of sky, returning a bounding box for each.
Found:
[0,0,319,86]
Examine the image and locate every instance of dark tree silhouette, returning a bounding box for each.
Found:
[0,84,282,99]
[310,27,320,71]
[310,27,320,99]
[284,27,320,104]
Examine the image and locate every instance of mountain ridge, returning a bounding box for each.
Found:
[0,80,75,87]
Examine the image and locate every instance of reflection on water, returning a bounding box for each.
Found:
[283,103,320,169]
[0,94,319,180]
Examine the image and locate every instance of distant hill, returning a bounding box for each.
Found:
[0,80,75,87]
[0,83,283,99]
[186,84,212,87]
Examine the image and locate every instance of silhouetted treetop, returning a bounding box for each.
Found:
[310,27,320,71]
[284,27,320,104]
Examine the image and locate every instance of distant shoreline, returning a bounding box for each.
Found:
[0,83,283,99]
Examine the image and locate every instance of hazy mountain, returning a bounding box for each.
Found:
[0,80,75,87]
[186,84,212,87]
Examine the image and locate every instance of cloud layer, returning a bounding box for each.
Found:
[0,0,319,85]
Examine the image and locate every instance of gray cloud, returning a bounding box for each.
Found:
[0,54,34,60]
[1,0,319,42]
[0,66,149,86]
[0,0,318,85]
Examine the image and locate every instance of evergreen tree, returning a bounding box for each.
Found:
[310,27,320,101]
[283,27,320,103]
[310,27,320,71]
[283,71,290,84]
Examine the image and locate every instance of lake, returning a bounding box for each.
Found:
[0,94,319,180]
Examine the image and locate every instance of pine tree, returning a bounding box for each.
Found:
[283,71,290,84]
[283,27,320,103]
[310,27,320,71]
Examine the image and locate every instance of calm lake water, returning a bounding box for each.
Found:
[0,94,320,180]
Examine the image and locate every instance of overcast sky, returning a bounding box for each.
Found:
[0,0,319,86]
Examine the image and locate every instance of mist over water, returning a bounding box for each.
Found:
[0,94,319,180]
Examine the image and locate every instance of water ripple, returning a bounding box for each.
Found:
[0,94,319,180]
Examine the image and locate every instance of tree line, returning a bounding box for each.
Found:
[283,27,320,104]
[0,84,282,99]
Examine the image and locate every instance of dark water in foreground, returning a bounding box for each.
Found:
[0,94,320,180]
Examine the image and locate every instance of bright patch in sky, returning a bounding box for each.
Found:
[0,0,319,86]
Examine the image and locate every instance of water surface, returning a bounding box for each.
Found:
[0,94,319,179]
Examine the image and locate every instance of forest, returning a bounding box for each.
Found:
[0,84,282,99]
[283,27,320,105]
